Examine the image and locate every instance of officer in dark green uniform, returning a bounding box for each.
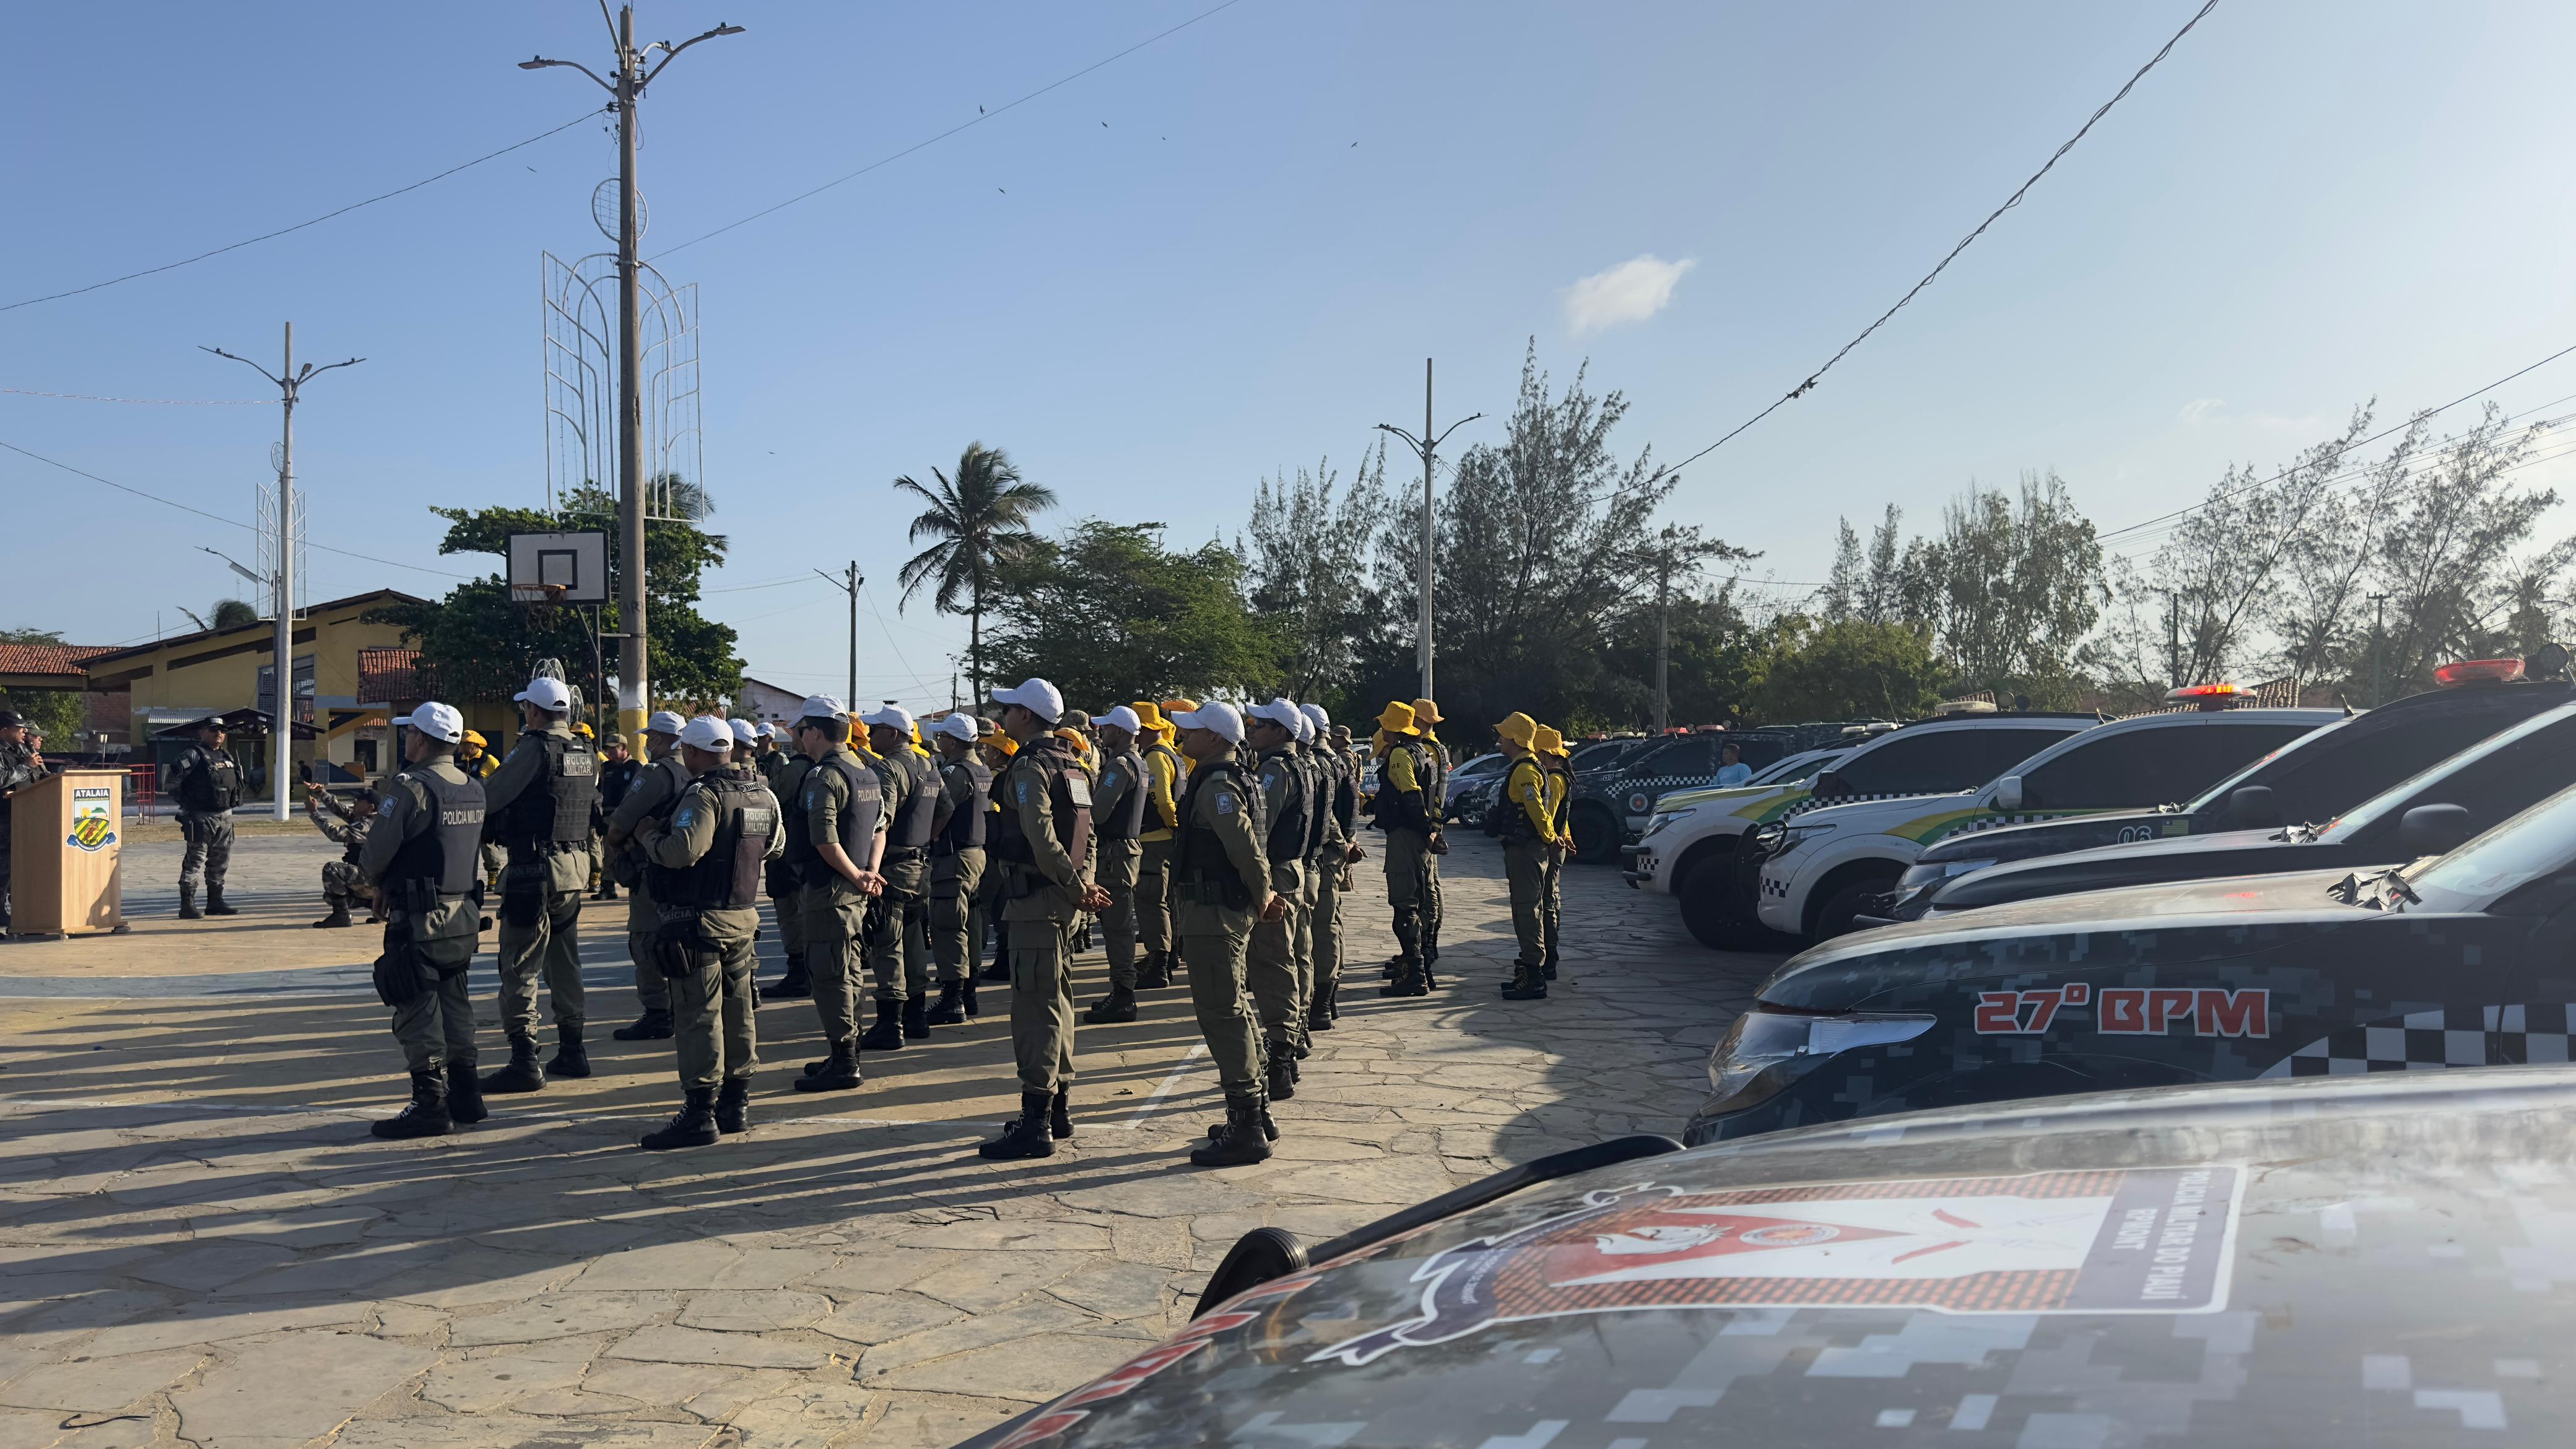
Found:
[168,717,243,919]
[861,705,941,1050]
[1083,705,1151,1025]
[1370,701,1440,995]
[759,721,817,1002]
[1299,703,1359,1034]
[477,675,599,1092]
[1167,702,1286,1166]
[922,713,990,1025]
[359,702,488,1139]
[785,697,884,1091]
[1489,712,1552,1001]
[633,715,781,1149]
[1242,700,1313,1100]
[601,710,687,1041]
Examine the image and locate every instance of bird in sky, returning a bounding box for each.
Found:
[978,105,985,115]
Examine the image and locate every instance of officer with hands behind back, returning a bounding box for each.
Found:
[601,711,686,1039]
[923,713,991,1025]
[631,715,781,1151]
[785,697,885,1094]
[860,705,940,1051]
[359,702,489,1141]
[1082,705,1151,1025]
[168,716,243,920]
[1166,702,1289,1167]
[477,675,598,1094]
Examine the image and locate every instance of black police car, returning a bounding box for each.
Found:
[1882,656,2574,921]
[960,1067,2576,1448]
[1683,770,2576,1146]
[1911,697,2576,918]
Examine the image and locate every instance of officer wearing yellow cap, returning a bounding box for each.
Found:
[1488,713,1552,999]
[1370,700,1440,995]
[1536,724,1574,981]
[1411,698,1451,968]
[1129,701,1184,989]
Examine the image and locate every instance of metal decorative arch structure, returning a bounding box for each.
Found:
[542,249,705,523]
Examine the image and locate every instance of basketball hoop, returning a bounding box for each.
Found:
[509,581,572,607]
[507,531,608,607]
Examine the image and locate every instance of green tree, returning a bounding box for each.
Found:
[1239,445,1391,699]
[176,599,260,632]
[894,443,1056,707]
[1752,617,1953,722]
[367,483,741,709]
[983,521,1280,710]
[0,627,87,744]
[1905,472,2104,690]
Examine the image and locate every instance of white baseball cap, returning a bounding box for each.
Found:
[728,718,760,747]
[1096,705,1142,736]
[1300,702,1331,732]
[992,678,1064,724]
[758,720,783,740]
[679,715,736,752]
[861,704,916,733]
[1170,700,1245,745]
[646,709,686,738]
[926,713,976,744]
[1246,698,1303,733]
[514,676,573,711]
[393,700,466,744]
[796,694,849,722]
[1290,708,1315,742]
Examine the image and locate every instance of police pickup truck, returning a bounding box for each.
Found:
[1754,703,2336,943]
[962,1067,2576,1449]
[1883,657,2574,921]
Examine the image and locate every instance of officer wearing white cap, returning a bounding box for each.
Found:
[753,721,793,791]
[478,672,599,1094]
[358,702,489,1139]
[601,708,692,1041]
[757,717,819,1003]
[920,712,991,1024]
[1301,702,1362,1032]
[783,695,886,1092]
[1165,700,1287,1165]
[1081,705,1151,1024]
[978,678,1109,1160]
[1284,705,1333,1051]
[630,715,782,1149]
[859,704,941,1048]
[1241,700,1315,1102]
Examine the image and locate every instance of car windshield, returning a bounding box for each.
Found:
[2178,711,2357,814]
[1750,749,1843,786]
[2321,703,2576,840]
[2402,778,2576,912]
[1569,740,1638,772]
[1451,754,1507,781]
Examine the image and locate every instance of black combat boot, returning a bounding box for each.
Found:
[1191,1094,1275,1166]
[977,1090,1056,1159]
[981,922,1012,983]
[1381,959,1428,998]
[546,1025,591,1078]
[638,1088,720,1151]
[923,980,967,1026]
[961,975,981,1018]
[445,1060,488,1125]
[714,1078,751,1135]
[1204,1101,1281,1144]
[612,1008,675,1041]
[371,1071,452,1140]
[178,887,203,921]
[1307,980,1337,1032]
[860,997,906,1051]
[598,881,620,902]
[1424,920,1440,965]
[794,1048,862,1092]
[204,886,239,917]
[759,952,811,1001]
[1542,944,1559,980]
[903,997,930,1040]
[1266,1055,1297,1102]
[1500,961,1549,1001]
[1083,986,1138,1025]
[1050,1087,1075,1139]
[312,900,354,929]
[480,1035,547,1094]
[1135,951,1170,990]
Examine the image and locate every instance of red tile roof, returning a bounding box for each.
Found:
[0,643,117,679]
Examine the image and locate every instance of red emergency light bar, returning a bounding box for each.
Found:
[2435,658,2525,686]
[2165,682,2242,710]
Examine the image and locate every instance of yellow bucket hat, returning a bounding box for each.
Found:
[1376,700,1419,735]
[1494,711,1538,748]
[1533,724,1565,755]
[1411,697,1443,727]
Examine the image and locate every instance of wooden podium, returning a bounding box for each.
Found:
[7,770,124,936]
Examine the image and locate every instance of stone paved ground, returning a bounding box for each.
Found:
[0,832,1779,1449]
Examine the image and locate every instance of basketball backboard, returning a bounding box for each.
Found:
[508,531,609,606]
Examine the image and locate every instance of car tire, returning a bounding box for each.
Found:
[1677,856,1796,953]
[1811,874,1901,941]
[1570,804,1621,864]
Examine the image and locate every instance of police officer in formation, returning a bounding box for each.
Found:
[1491,712,1557,1001]
[359,701,488,1139]
[168,716,244,919]
[861,705,941,1050]
[477,674,598,1093]
[1082,705,1151,1024]
[922,712,991,1024]
[1410,698,1451,968]
[601,711,689,1040]
[1536,724,1573,982]
[782,695,886,1093]
[1369,700,1440,994]
[1243,700,1315,1100]
[630,715,781,1150]
[1163,701,1288,1165]
[1300,703,1362,1034]
[758,718,816,1001]
[1129,702,1185,988]
[593,733,640,902]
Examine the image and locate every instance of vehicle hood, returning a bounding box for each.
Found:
[966,1068,2576,1449]
[1910,806,2175,865]
[1788,788,1979,832]
[1650,782,1796,814]
[1928,827,2370,911]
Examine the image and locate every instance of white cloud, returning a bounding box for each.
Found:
[1562,254,1695,335]
[2179,397,2226,429]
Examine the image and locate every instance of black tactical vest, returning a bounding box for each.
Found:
[1377,736,1431,833]
[1491,757,1549,843]
[649,772,775,911]
[1255,747,1310,865]
[386,763,487,899]
[783,751,879,888]
[989,736,1092,872]
[1329,748,1360,835]
[1173,760,1261,910]
[495,730,599,848]
[936,755,990,852]
[889,749,940,852]
[1094,747,1149,842]
[1298,747,1333,859]
[175,746,243,813]
[1546,761,1574,833]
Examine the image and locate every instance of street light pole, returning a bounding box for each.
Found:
[1375,359,1480,703]
[817,564,861,705]
[203,324,363,822]
[521,6,744,742]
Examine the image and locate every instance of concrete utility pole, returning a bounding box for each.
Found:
[1375,359,1481,702]
[2369,591,2390,706]
[204,323,363,821]
[817,564,861,705]
[522,6,744,741]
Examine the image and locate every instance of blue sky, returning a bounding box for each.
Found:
[7,1,2575,713]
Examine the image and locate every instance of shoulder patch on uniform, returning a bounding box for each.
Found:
[1219,794,1238,814]
[674,806,697,830]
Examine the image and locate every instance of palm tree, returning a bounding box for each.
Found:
[894,443,1056,705]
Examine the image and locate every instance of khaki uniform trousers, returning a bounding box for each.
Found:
[1178,890,1263,1097]
[1095,837,1142,991]
[1136,838,1175,958]
[1503,838,1549,967]
[1312,857,1348,1006]
[1246,859,1308,1053]
[928,848,985,982]
[1004,870,1081,1093]
[1538,845,1564,963]
[624,876,669,1016]
[497,846,589,1040]
[1383,828,1434,960]
[389,907,481,1073]
[868,853,931,1002]
[672,912,759,1091]
[801,880,869,1052]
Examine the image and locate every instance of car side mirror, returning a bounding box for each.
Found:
[1811,768,1847,798]
[2397,803,2472,856]
[2222,785,2281,830]
[1993,775,2023,812]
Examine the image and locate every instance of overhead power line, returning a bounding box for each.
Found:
[651,0,1249,259]
[0,110,603,315]
[2,388,268,406]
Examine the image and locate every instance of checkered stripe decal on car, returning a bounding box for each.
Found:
[2255,1004,2576,1077]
